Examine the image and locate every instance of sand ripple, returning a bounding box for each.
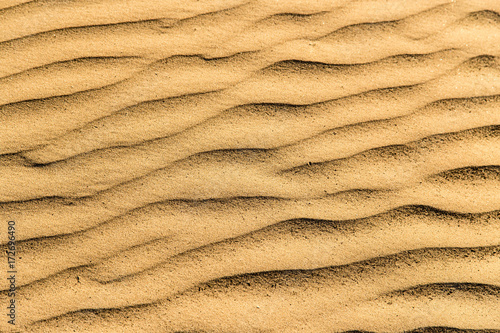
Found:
[0,0,498,331]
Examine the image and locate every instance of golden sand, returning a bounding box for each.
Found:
[0,0,499,332]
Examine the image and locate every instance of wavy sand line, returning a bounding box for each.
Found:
[1,4,499,80]
[0,0,472,73]
[24,284,500,332]
[28,284,500,332]
[18,53,500,164]
[0,0,249,43]
[2,124,498,201]
[0,57,153,106]
[4,246,499,330]
[1,164,497,247]
[11,52,500,166]
[1,49,480,155]
[0,50,484,153]
[6,205,499,291]
[20,92,500,167]
[318,284,500,332]
[0,0,32,10]
[214,9,500,62]
[1,2,498,331]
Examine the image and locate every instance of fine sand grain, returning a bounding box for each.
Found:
[1,0,499,331]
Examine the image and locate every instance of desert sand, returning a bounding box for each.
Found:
[0,0,499,332]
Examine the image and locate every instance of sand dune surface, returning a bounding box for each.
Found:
[0,0,499,332]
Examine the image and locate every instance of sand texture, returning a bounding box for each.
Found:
[0,0,499,332]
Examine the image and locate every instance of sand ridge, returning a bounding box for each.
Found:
[0,0,499,331]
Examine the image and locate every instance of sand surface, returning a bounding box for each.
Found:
[0,0,499,332]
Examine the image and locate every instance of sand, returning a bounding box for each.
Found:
[0,0,499,332]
